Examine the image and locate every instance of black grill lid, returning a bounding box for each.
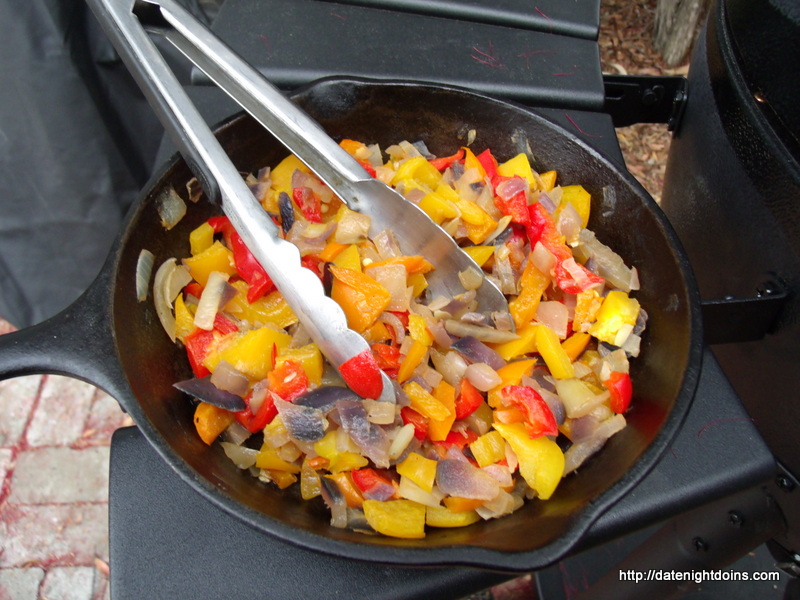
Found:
[725,0,800,151]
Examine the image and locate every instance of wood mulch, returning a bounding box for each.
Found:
[598,0,693,202]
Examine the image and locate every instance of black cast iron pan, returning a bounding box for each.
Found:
[0,77,703,571]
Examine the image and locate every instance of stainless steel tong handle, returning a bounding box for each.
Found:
[87,0,393,400]
[130,0,508,314]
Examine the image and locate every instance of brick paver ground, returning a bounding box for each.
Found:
[0,320,132,600]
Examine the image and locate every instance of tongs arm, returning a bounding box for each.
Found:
[86,0,390,400]
[132,0,508,313]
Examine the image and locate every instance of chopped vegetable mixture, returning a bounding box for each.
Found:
[150,138,645,539]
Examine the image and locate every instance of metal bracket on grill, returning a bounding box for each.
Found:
[701,277,790,345]
[603,74,688,130]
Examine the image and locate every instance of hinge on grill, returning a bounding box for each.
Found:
[603,74,688,131]
[701,277,790,345]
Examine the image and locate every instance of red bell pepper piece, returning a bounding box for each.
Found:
[292,186,322,223]
[267,359,309,402]
[527,202,603,294]
[604,371,633,414]
[371,343,401,379]
[229,230,275,303]
[441,429,479,449]
[339,349,384,400]
[494,185,531,227]
[183,314,238,378]
[358,160,377,178]
[235,391,278,433]
[428,148,465,171]
[301,255,324,280]
[400,407,429,442]
[455,378,484,420]
[502,385,558,438]
[475,148,498,179]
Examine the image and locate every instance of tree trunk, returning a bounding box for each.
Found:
[653,0,711,66]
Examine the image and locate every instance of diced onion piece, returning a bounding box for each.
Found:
[445,319,519,344]
[563,414,626,474]
[363,399,396,425]
[429,349,468,387]
[210,360,249,397]
[556,201,582,245]
[153,257,191,341]
[334,208,371,244]
[435,459,500,500]
[536,302,569,339]
[389,424,416,460]
[194,271,231,330]
[458,266,484,291]
[156,186,186,230]
[464,362,503,392]
[136,249,154,302]
[397,476,444,508]
[220,442,259,469]
[531,241,557,275]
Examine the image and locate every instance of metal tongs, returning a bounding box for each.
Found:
[87,0,508,400]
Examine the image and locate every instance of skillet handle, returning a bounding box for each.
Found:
[0,262,131,409]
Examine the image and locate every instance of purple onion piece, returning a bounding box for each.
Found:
[451,336,506,370]
[320,476,344,507]
[294,386,358,413]
[274,398,327,442]
[435,459,500,501]
[174,376,246,411]
[278,191,294,233]
[337,400,390,468]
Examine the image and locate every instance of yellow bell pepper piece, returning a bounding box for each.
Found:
[443,496,485,513]
[267,470,298,490]
[189,221,215,256]
[497,153,536,188]
[408,272,428,297]
[427,380,456,442]
[276,343,324,387]
[391,156,443,189]
[408,313,433,346]
[331,243,362,272]
[539,170,558,192]
[225,281,298,329]
[455,198,497,245]
[561,332,591,362]
[363,499,426,539]
[492,323,539,362]
[329,265,392,333]
[314,431,369,473]
[573,289,603,333]
[588,291,641,345]
[403,381,450,421]
[509,260,550,329]
[462,245,495,267]
[470,430,507,467]
[204,326,291,381]
[493,422,564,500]
[396,452,438,492]
[317,241,348,262]
[462,147,487,179]
[487,358,537,408]
[426,505,481,528]
[183,240,235,287]
[397,340,428,383]
[173,294,195,343]
[536,325,575,379]
[256,445,302,473]
[418,190,459,224]
[270,154,309,195]
[193,402,235,445]
[559,185,591,228]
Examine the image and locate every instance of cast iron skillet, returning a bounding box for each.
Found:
[0,78,703,572]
